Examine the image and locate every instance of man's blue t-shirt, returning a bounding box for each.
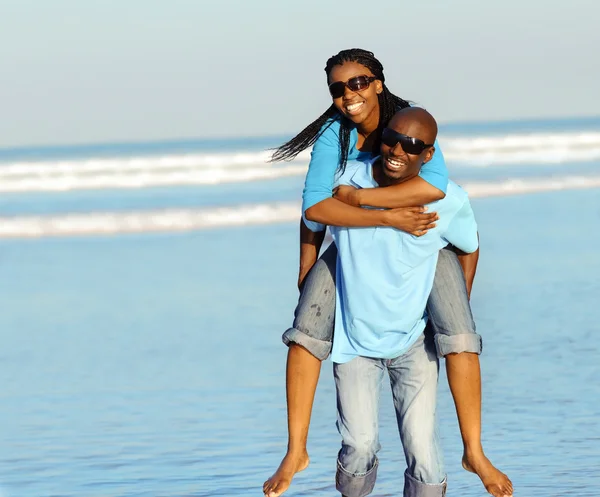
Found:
[328,159,478,364]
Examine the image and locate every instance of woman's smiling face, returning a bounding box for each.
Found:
[327,61,383,125]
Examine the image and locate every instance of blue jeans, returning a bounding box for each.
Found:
[283,243,482,360]
[334,334,447,497]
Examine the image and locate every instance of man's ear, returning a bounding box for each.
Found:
[422,146,435,164]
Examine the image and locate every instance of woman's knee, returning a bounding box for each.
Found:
[292,245,337,335]
[282,243,337,359]
[427,247,476,340]
[428,248,482,357]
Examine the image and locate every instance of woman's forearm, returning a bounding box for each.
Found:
[357,176,445,209]
[305,197,438,235]
[305,197,389,228]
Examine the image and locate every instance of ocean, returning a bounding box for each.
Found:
[0,117,599,496]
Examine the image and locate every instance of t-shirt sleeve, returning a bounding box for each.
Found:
[418,139,448,194]
[443,198,479,253]
[301,121,340,213]
[300,121,341,233]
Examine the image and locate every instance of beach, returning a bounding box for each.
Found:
[1,118,600,496]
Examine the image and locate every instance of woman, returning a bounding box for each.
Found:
[263,49,512,497]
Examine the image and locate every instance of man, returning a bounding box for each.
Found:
[327,107,486,497]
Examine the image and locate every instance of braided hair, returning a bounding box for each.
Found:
[271,48,410,171]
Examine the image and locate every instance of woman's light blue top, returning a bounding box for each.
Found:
[301,117,449,230]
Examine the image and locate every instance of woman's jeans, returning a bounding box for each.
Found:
[282,243,482,360]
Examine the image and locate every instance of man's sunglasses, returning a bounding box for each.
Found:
[381,128,434,155]
[328,75,377,99]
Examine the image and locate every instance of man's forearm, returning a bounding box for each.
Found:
[298,218,326,289]
[305,197,390,228]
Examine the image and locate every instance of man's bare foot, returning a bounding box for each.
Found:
[462,449,513,497]
[263,450,310,497]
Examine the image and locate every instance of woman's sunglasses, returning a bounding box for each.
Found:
[328,75,377,99]
[381,128,434,155]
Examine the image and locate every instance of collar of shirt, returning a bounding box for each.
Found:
[340,157,380,190]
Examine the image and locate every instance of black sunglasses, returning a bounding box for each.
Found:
[328,75,377,99]
[381,128,434,155]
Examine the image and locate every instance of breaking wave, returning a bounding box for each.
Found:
[2,175,599,239]
[1,131,599,193]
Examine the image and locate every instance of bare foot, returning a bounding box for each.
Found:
[462,449,513,497]
[263,450,310,497]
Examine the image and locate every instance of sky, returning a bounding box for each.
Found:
[1,0,599,148]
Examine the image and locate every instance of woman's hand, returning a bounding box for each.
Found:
[333,185,360,207]
[384,207,438,236]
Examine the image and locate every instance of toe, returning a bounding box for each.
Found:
[265,479,278,495]
[488,484,504,497]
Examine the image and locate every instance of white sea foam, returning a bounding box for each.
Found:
[442,131,600,166]
[0,150,306,176]
[2,175,599,239]
[1,131,599,193]
[0,202,303,239]
[0,164,308,193]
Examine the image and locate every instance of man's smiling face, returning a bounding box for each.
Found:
[379,108,438,184]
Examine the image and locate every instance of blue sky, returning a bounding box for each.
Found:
[1,0,598,147]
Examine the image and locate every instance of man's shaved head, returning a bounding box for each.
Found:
[375,107,438,185]
[388,107,438,145]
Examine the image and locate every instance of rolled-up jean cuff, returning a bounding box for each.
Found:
[434,332,482,357]
[404,470,447,497]
[281,327,331,361]
[336,459,379,497]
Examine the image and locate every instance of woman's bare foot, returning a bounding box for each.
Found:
[263,450,310,497]
[462,448,513,497]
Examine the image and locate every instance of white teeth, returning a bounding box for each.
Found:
[346,102,363,112]
[386,158,405,170]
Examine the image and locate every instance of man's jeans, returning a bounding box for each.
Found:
[334,334,447,497]
[283,244,481,360]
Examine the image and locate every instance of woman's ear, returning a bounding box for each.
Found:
[375,80,383,94]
